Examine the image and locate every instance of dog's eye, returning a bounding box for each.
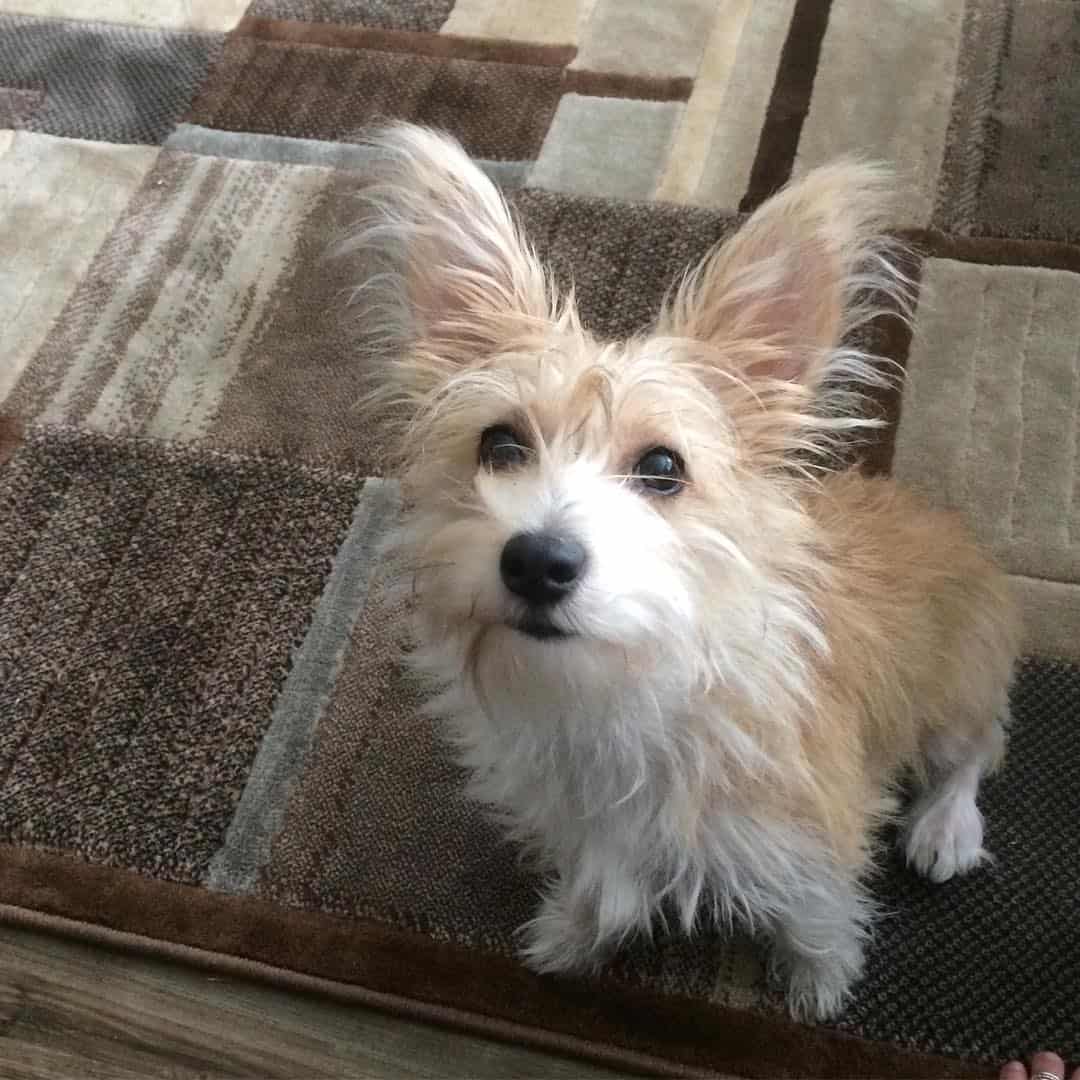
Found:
[633,446,686,495]
[479,426,529,469]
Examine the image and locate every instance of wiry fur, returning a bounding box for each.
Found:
[351,124,1022,1021]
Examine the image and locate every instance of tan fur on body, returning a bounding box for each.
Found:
[352,124,1021,1020]
[796,475,1016,868]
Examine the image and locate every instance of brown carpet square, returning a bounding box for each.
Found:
[936,0,1080,242]
[0,426,363,883]
[187,31,562,160]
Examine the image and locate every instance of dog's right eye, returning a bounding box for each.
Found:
[479,426,529,469]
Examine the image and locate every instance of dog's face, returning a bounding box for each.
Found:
[398,331,736,655]
[358,125,906,690]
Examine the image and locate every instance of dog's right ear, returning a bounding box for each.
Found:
[351,124,552,394]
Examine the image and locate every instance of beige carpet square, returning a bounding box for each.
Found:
[794,0,966,227]
[571,0,716,80]
[894,257,1080,659]
[0,0,249,31]
[528,94,683,201]
[0,133,158,404]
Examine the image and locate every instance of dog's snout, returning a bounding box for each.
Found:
[500,532,586,605]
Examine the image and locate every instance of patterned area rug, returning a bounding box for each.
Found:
[2,2,1079,1076]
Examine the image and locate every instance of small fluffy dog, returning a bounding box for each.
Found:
[355,124,1021,1020]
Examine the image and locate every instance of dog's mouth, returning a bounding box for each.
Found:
[513,611,574,641]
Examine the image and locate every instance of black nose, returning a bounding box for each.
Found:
[500,532,587,606]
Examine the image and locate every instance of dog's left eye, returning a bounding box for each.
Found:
[479,425,529,469]
[633,447,686,495]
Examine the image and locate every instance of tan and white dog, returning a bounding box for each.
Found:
[354,124,1021,1020]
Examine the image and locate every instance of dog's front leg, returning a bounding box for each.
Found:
[766,864,874,1021]
[518,856,651,975]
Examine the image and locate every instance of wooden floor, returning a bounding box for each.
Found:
[0,924,631,1079]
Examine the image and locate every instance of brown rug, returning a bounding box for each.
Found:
[2,2,1079,1076]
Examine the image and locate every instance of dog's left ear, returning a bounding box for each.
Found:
[659,162,903,392]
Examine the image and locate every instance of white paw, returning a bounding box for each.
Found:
[518,895,600,975]
[771,949,860,1021]
[904,792,989,883]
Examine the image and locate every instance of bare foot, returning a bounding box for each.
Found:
[999,1051,1080,1080]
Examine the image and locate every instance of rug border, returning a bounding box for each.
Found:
[0,845,992,1079]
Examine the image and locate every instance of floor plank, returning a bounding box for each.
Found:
[0,924,632,1078]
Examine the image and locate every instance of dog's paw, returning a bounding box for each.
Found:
[770,949,859,1022]
[518,895,601,976]
[904,791,989,883]
[786,958,855,1021]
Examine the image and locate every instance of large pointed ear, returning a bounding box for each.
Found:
[350,124,552,386]
[658,161,908,391]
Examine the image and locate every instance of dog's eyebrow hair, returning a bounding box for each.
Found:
[568,364,615,414]
[540,366,611,452]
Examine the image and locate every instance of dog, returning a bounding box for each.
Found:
[353,123,1022,1020]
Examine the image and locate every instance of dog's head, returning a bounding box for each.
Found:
[355,125,908,696]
